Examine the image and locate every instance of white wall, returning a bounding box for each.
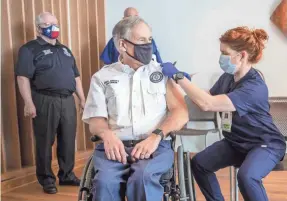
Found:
[105,0,287,152]
[106,0,287,95]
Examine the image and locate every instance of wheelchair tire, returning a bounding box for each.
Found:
[78,155,95,201]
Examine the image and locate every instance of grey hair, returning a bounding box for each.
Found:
[35,12,54,26]
[112,16,151,51]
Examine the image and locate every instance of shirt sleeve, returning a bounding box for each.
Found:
[209,76,223,95]
[15,46,36,78]
[227,80,267,117]
[82,74,108,123]
[72,59,80,77]
[65,47,80,77]
[152,39,163,63]
[100,38,114,65]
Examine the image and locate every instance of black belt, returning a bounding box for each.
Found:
[35,90,72,98]
[122,140,143,147]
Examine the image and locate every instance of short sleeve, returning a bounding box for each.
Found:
[209,76,223,95]
[100,38,114,65]
[15,46,36,78]
[72,59,80,77]
[227,81,267,117]
[152,39,163,63]
[82,74,108,123]
[65,47,80,77]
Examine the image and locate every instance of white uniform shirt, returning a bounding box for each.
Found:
[82,61,168,140]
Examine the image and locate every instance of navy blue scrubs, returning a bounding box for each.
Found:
[100,38,163,64]
[191,68,286,201]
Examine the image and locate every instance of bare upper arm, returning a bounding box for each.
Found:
[166,80,187,112]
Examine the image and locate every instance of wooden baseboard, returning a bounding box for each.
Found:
[1,150,92,194]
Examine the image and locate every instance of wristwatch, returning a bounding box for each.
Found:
[173,72,185,83]
[152,129,164,141]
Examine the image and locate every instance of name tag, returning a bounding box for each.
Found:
[222,112,232,133]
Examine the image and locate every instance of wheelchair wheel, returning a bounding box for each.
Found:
[177,145,187,200]
[177,145,196,201]
[78,155,95,201]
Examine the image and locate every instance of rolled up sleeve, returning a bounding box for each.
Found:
[82,74,108,123]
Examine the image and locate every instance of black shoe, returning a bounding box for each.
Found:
[59,177,81,186]
[43,184,58,194]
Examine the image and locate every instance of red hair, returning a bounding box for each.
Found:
[219,27,269,64]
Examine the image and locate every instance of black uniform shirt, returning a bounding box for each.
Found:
[15,36,80,95]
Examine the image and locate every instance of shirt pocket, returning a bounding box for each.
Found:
[33,52,54,71]
[143,81,167,115]
[105,79,130,119]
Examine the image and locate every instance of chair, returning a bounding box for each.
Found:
[230,97,287,201]
[174,96,222,201]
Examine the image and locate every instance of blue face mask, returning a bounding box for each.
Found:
[219,54,237,75]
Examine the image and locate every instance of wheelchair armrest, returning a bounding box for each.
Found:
[175,127,219,136]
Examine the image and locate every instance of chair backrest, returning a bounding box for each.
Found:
[269,97,287,139]
[184,95,219,129]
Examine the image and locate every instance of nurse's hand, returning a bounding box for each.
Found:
[102,131,128,164]
[131,134,161,160]
[161,62,191,81]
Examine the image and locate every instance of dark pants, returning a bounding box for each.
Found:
[32,92,77,186]
[190,139,285,201]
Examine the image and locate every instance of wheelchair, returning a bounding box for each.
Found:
[78,134,184,201]
[78,96,221,201]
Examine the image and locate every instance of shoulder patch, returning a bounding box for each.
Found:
[150,71,164,83]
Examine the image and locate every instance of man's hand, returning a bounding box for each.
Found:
[79,99,85,113]
[102,131,128,164]
[24,102,36,118]
[131,134,161,160]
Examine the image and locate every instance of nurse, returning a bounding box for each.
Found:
[161,26,286,201]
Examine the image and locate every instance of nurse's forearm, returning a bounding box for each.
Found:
[177,78,235,112]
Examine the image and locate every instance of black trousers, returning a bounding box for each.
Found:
[32,91,77,186]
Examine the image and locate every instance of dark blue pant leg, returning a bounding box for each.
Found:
[237,147,285,201]
[126,140,174,201]
[92,143,129,201]
[190,140,245,201]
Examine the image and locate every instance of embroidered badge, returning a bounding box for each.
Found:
[42,49,53,55]
[150,71,163,83]
[62,48,71,57]
[104,80,119,85]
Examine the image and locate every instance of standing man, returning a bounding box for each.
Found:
[100,7,163,64]
[15,12,85,194]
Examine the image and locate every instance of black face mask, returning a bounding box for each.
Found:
[124,39,153,65]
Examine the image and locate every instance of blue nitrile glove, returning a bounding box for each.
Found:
[161,62,191,81]
[183,72,191,81]
[161,62,179,78]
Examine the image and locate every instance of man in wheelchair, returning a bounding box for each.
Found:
[82,16,188,201]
